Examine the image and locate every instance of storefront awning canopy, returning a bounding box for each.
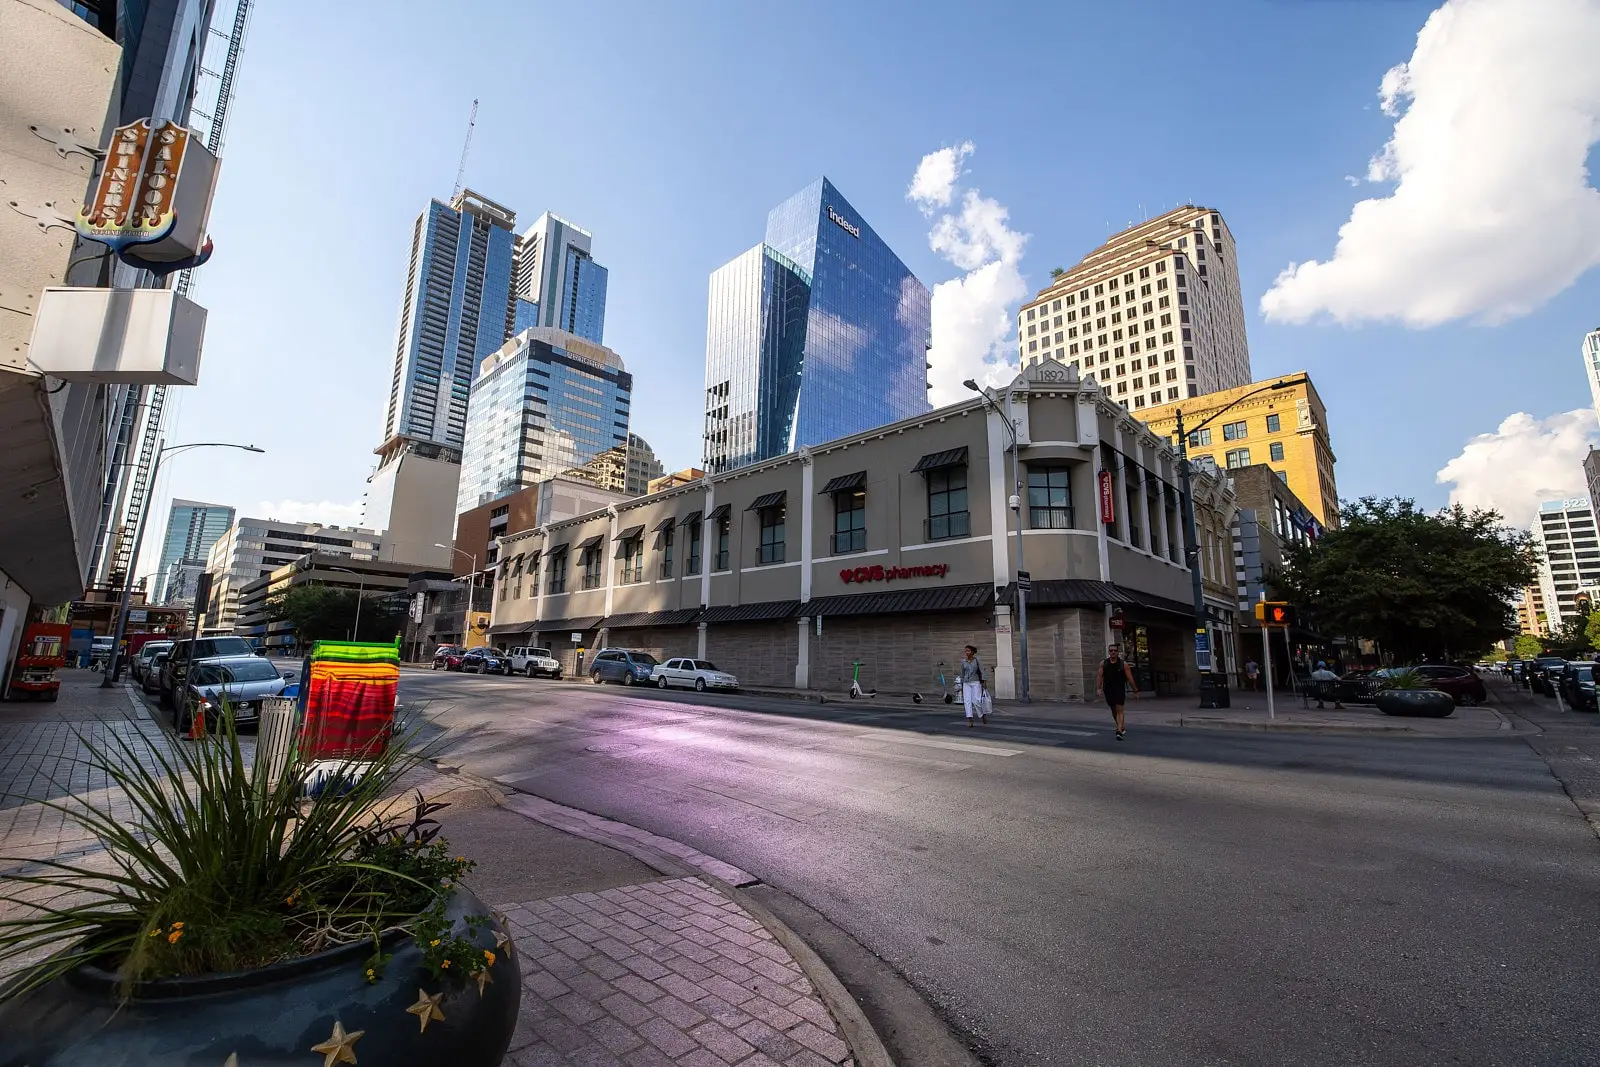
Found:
[819,471,867,494]
[652,516,677,533]
[536,616,603,634]
[698,600,801,624]
[912,446,969,473]
[998,579,1136,607]
[746,491,786,511]
[679,510,702,528]
[487,622,534,636]
[602,608,704,629]
[576,534,604,551]
[706,504,731,522]
[613,524,645,542]
[806,582,994,618]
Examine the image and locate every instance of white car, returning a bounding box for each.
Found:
[506,646,563,679]
[651,658,739,692]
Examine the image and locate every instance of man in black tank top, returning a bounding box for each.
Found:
[1096,643,1139,741]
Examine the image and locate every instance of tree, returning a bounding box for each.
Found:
[1547,615,1594,658]
[1514,634,1545,659]
[1275,497,1538,663]
[1049,266,1066,279]
[1587,612,1600,652]
[266,585,407,648]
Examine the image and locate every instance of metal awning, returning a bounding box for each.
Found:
[613,524,645,542]
[545,543,569,558]
[912,446,969,473]
[576,534,604,551]
[652,516,677,533]
[706,504,731,522]
[602,608,705,629]
[746,491,786,511]
[806,582,994,618]
[535,616,603,633]
[997,579,1137,607]
[819,471,867,494]
[679,510,702,527]
[698,600,801,624]
[487,621,535,636]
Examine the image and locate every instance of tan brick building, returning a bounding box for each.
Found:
[1140,372,1338,528]
[478,360,1238,701]
[1516,585,1547,637]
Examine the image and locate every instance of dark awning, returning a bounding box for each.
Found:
[1120,587,1197,618]
[652,516,677,533]
[613,524,645,542]
[535,616,603,633]
[487,622,535,636]
[706,504,731,522]
[679,510,702,528]
[997,579,1137,607]
[698,600,801,624]
[576,534,604,551]
[602,608,704,629]
[912,446,969,473]
[746,491,786,511]
[545,543,569,558]
[819,471,867,494]
[806,582,994,618]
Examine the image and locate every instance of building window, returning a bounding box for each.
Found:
[1223,421,1247,441]
[1226,448,1251,469]
[1135,396,1146,408]
[547,552,568,594]
[1269,442,1285,462]
[715,516,730,571]
[926,466,970,541]
[581,546,603,589]
[1189,428,1212,447]
[659,526,675,579]
[758,506,786,565]
[687,522,702,575]
[619,536,644,584]
[1266,413,1281,433]
[833,490,866,554]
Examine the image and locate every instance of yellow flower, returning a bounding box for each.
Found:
[429,939,440,947]
[147,930,158,938]
[365,969,375,980]
[170,921,184,929]
[167,929,184,944]
[441,960,451,970]
[483,950,495,966]
[455,856,464,862]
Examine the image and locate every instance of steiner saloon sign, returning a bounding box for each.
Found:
[75,118,219,268]
[840,563,949,584]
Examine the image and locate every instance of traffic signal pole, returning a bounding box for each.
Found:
[1260,592,1275,720]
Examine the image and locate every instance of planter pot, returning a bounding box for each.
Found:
[0,888,519,1067]
[1374,688,1456,718]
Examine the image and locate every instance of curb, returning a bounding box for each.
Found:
[500,790,896,1067]
[1177,715,1414,734]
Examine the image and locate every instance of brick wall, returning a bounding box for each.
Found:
[603,626,701,667]
[1020,607,1102,701]
[704,621,799,688]
[808,611,996,698]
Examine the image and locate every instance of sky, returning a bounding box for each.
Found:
[140,0,1600,582]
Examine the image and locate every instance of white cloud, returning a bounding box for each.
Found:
[256,499,366,527]
[1261,0,1600,327]
[907,141,973,214]
[908,143,1030,407]
[1435,409,1599,527]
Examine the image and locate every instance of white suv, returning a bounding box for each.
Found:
[506,647,562,679]
[651,658,739,692]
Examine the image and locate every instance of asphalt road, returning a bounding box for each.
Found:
[397,670,1600,1066]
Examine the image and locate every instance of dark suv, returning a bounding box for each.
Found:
[458,648,506,674]
[1559,662,1597,712]
[588,649,660,686]
[159,635,257,708]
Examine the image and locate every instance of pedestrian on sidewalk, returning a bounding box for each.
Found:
[958,645,988,727]
[1309,661,1344,709]
[1096,644,1139,741]
[1244,658,1260,691]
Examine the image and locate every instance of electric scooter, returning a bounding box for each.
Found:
[848,660,876,699]
[911,661,957,704]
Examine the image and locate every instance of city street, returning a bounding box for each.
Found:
[395,669,1600,1066]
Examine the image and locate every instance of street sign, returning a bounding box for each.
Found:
[410,592,425,623]
[128,609,147,623]
[1110,611,1125,631]
[1195,630,1212,671]
[1016,570,1032,592]
[570,632,582,643]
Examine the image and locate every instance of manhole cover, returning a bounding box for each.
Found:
[585,742,639,754]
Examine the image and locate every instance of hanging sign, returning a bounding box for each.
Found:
[1098,470,1116,524]
[75,118,219,270]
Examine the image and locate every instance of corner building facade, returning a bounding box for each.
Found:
[489,360,1237,701]
[703,177,931,474]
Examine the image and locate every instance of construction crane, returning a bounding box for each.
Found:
[452,98,478,199]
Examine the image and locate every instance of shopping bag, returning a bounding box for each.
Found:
[980,689,994,717]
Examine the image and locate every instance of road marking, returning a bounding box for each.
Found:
[978,723,1101,738]
[853,733,1023,757]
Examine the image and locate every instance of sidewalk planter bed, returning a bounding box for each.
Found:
[0,713,518,1067]
[1373,669,1457,718]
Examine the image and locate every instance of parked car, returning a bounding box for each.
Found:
[588,649,660,686]
[506,647,562,678]
[432,645,466,671]
[1558,662,1597,712]
[650,658,739,692]
[1529,657,1569,697]
[1411,665,1487,706]
[142,651,170,695]
[159,635,258,708]
[458,647,506,674]
[131,640,173,684]
[175,655,295,733]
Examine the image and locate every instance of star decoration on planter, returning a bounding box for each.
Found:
[474,967,494,997]
[310,1019,365,1066]
[492,928,512,954]
[406,987,446,1033]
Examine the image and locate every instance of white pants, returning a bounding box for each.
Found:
[962,680,985,718]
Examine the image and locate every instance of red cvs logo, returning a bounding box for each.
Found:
[840,563,949,584]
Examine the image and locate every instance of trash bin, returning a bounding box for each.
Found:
[1199,673,1230,709]
[255,697,299,796]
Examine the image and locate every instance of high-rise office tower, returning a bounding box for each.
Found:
[702,177,931,474]
[381,189,518,453]
[1532,496,1600,631]
[511,212,609,344]
[1583,327,1600,426]
[153,499,234,602]
[455,327,634,516]
[1019,206,1251,412]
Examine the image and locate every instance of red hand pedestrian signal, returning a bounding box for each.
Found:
[1254,602,1297,627]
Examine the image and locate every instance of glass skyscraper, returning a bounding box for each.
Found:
[702,177,931,473]
[153,498,234,603]
[382,189,519,452]
[513,212,609,345]
[456,327,634,515]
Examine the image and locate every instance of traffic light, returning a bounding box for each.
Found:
[1254,601,1297,627]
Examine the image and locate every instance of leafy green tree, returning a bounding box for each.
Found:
[1513,634,1545,659]
[1049,266,1066,278]
[266,585,406,648]
[1546,615,1593,658]
[1587,612,1600,652]
[1276,497,1538,663]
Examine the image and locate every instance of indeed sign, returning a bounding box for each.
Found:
[827,206,861,239]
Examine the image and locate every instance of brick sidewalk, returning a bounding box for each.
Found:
[502,877,853,1067]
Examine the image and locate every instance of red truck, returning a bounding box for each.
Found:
[9,622,71,701]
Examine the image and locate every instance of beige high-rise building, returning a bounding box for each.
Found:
[1517,585,1547,636]
[1019,206,1251,413]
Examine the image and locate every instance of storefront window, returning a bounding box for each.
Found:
[926,466,970,541]
[758,507,786,564]
[833,491,866,553]
[660,527,674,580]
[1027,466,1073,529]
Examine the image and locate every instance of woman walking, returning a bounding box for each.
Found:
[958,644,988,727]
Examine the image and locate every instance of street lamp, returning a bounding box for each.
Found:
[102,440,264,686]
[964,378,1030,703]
[1173,378,1295,705]
[323,565,368,641]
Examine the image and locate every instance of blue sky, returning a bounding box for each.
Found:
[144,0,1600,579]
